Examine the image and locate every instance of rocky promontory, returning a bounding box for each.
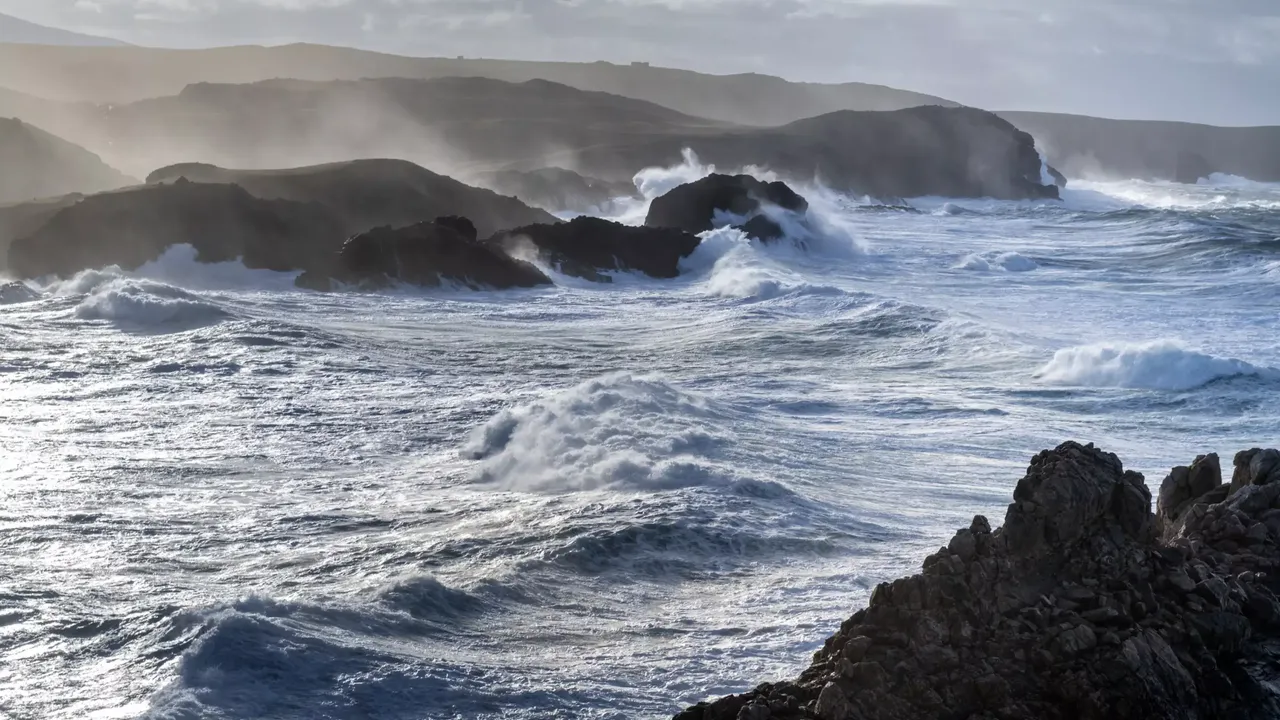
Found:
[676,442,1280,720]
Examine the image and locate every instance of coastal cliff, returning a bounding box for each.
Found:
[676,442,1280,720]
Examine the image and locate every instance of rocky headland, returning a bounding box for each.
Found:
[675,442,1280,720]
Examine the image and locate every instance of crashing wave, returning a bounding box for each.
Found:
[1035,339,1278,390]
[462,372,748,493]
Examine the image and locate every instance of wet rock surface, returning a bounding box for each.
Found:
[307,218,551,290]
[674,441,1280,720]
[645,174,809,235]
[488,216,702,281]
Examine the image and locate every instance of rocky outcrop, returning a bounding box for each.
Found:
[645,174,809,238]
[476,167,639,214]
[675,441,1280,720]
[488,216,702,281]
[145,159,558,240]
[7,180,342,278]
[0,117,134,204]
[299,218,551,291]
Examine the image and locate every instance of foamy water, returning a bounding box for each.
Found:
[2,160,1279,719]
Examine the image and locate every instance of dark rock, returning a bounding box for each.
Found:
[487,216,701,280]
[814,682,852,720]
[8,181,344,278]
[322,219,551,290]
[733,214,788,243]
[645,174,808,235]
[673,443,1280,720]
[1158,454,1222,533]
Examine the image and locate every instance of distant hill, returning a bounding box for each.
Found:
[0,12,127,47]
[1000,111,1280,183]
[0,43,952,125]
[0,117,135,204]
[80,77,1054,201]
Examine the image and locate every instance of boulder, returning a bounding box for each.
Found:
[318,218,551,290]
[487,216,702,281]
[673,441,1280,720]
[645,174,808,235]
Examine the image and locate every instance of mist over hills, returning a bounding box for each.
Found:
[0,43,953,126]
[0,12,127,47]
[1,40,1277,188]
[0,117,134,204]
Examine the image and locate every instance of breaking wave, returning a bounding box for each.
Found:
[1035,340,1279,391]
[462,373,745,493]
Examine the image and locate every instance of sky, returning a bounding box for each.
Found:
[2,0,1279,125]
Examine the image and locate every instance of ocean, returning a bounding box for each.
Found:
[2,162,1278,719]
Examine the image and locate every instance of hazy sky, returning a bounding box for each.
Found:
[2,0,1279,125]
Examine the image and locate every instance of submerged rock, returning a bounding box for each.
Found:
[487,216,701,281]
[315,218,552,290]
[674,441,1280,720]
[645,174,809,237]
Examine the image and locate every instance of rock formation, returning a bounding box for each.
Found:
[476,167,639,213]
[7,180,342,278]
[145,159,558,240]
[299,218,551,291]
[0,117,134,205]
[645,174,809,236]
[675,442,1280,720]
[488,216,702,281]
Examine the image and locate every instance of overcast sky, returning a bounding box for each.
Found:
[2,0,1278,125]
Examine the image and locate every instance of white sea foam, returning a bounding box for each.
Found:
[74,277,228,327]
[463,373,739,492]
[957,252,1038,272]
[1035,340,1278,390]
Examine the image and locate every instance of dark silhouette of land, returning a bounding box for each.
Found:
[1000,111,1280,183]
[0,43,951,124]
[10,76,1056,201]
[0,117,134,204]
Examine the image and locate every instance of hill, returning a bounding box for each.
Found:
[999,111,1280,183]
[0,12,127,47]
[59,77,1055,201]
[0,117,134,204]
[0,43,952,125]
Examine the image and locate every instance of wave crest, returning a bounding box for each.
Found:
[1035,340,1278,390]
[462,373,742,493]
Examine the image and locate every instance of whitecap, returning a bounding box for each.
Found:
[462,372,742,493]
[1034,340,1278,391]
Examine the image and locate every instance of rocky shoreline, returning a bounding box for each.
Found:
[675,442,1280,720]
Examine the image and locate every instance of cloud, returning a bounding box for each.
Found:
[0,0,1277,123]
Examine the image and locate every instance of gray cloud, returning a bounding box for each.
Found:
[2,0,1278,124]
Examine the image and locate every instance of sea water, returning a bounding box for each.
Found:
[2,163,1278,719]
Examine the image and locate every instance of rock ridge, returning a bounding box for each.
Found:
[675,441,1280,720]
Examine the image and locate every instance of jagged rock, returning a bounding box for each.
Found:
[674,442,1280,720]
[645,174,809,235]
[486,216,701,281]
[814,682,852,720]
[318,218,551,290]
[1233,449,1280,494]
